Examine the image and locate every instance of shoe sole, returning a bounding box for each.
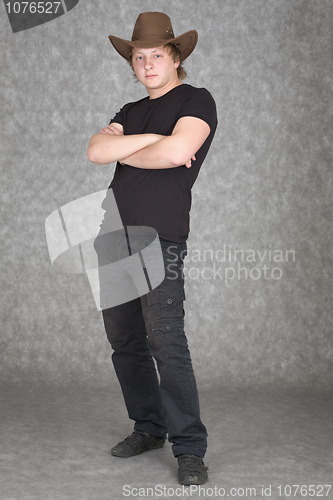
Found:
[179,476,208,486]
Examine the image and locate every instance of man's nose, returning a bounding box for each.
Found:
[145,58,154,69]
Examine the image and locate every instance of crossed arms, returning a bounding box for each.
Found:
[87,116,210,169]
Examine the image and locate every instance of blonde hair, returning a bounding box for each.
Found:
[128,43,187,81]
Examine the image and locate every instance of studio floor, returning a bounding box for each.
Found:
[1,383,332,500]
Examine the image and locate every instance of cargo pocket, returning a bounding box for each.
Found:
[147,284,185,322]
[149,318,185,351]
[149,318,188,354]
[152,318,185,333]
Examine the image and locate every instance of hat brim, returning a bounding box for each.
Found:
[108,30,198,63]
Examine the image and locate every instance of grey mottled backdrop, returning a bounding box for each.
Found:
[1,0,332,391]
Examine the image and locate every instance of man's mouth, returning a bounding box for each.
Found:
[146,74,157,79]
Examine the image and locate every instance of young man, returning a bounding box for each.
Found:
[87,12,217,485]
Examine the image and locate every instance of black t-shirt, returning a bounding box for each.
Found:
[103,83,217,243]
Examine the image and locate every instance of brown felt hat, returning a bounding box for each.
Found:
[108,12,198,63]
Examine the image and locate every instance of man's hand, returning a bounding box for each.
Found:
[185,155,196,169]
[99,124,124,136]
[97,124,193,167]
[88,116,208,168]
[87,122,165,165]
[98,125,126,164]
[99,127,126,164]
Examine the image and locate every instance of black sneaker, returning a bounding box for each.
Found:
[177,454,209,485]
[111,430,165,458]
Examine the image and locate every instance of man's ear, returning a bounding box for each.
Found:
[175,56,180,69]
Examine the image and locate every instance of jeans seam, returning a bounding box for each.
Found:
[136,300,166,431]
[179,329,200,456]
[161,326,192,434]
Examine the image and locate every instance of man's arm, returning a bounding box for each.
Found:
[121,116,211,169]
[87,122,165,165]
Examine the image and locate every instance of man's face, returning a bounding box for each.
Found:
[131,46,180,93]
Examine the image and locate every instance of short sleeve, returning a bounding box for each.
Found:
[177,88,218,132]
[108,107,124,126]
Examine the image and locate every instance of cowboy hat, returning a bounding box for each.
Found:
[108,12,198,63]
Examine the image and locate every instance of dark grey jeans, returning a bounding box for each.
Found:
[100,237,207,458]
